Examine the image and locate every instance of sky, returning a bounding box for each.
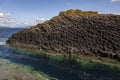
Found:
[0,0,120,27]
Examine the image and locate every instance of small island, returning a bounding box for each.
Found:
[7,9,120,62]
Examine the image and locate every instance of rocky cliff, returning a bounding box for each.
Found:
[7,9,120,61]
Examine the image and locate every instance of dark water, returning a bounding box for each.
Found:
[0,28,120,80]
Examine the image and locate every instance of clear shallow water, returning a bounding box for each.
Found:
[0,28,48,80]
[0,28,120,80]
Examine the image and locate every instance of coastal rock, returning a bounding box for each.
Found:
[7,9,120,61]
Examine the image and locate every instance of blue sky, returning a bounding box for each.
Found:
[0,0,120,27]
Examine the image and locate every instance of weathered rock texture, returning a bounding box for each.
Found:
[7,9,120,61]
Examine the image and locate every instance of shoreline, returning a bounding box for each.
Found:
[9,46,120,70]
[5,45,120,80]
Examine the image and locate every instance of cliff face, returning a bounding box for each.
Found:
[7,10,120,61]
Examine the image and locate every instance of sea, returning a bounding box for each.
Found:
[0,28,120,80]
[0,28,48,80]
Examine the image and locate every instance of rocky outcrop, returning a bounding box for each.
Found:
[7,9,120,61]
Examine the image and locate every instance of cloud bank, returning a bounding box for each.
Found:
[111,0,120,2]
[0,11,22,27]
[0,10,46,28]
[35,17,46,24]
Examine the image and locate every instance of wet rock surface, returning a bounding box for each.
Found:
[7,9,120,61]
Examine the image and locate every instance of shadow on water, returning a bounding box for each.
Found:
[0,45,120,80]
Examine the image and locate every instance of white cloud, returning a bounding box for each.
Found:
[113,13,120,15]
[111,0,120,2]
[0,9,46,28]
[0,12,3,17]
[0,10,33,28]
[35,17,46,24]
[0,12,17,27]
[5,13,12,17]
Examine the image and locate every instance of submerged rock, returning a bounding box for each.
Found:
[7,9,120,61]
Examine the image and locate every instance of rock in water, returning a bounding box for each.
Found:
[7,9,120,61]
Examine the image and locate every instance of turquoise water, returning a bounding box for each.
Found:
[0,28,120,80]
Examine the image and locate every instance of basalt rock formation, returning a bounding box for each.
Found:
[7,9,120,61]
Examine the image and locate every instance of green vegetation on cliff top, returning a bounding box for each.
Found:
[59,9,98,16]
